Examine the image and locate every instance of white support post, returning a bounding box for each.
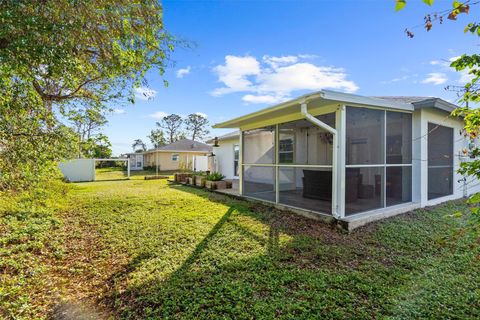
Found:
[239,131,244,195]
[275,124,280,203]
[335,105,346,218]
[331,132,338,217]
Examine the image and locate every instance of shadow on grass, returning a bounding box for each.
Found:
[99,184,478,319]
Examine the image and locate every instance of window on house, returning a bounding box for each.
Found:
[428,123,453,200]
[172,154,179,161]
[233,144,239,176]
[278,130,294,164]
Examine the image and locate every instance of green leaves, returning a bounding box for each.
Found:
[395,0,407,11]
[0,1,175,191]
[395,0,434,10]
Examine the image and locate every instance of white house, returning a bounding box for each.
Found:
[207,131,240,179]
[211,90,480,230]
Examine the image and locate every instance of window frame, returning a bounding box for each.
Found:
[233,144,240,177]
[427,122,454,200]
[345,107,413,215]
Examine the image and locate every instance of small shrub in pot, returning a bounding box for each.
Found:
[205,172,226,190]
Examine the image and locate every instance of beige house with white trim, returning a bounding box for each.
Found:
[143,139,212,171]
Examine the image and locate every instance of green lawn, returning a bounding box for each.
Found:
[94,167,177,181]
[1,175,479,319]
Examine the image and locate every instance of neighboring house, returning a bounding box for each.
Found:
[143,139,212,171]
[212,89,480,230]
[207,131,240,179]
[125,152,144,171]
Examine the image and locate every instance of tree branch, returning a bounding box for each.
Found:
[32,76,102,102]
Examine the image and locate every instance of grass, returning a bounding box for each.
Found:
[94,167,178,181]
[1,174,479,319]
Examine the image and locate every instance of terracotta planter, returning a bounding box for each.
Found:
[195,176,206,187]
[205,180,227,190]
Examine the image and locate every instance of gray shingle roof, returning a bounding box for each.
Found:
[373,96,458,113]
[372,96,434,104]
[206,131,240,144]
[155,139,212,152]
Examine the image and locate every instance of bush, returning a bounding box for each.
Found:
[206,172,225,181]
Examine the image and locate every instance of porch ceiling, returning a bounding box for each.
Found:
[213,90,414,129]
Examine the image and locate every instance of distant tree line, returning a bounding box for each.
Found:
[137,113,210,150]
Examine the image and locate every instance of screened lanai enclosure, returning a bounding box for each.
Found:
[240,105,413,217]
[213,90,471,227]
[243,113,336,214]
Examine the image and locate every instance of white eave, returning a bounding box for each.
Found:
[213,90,414,129]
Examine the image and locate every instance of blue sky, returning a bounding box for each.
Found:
[105,0,479,155]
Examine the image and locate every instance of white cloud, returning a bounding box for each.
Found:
[429,56,475,85]
[421,73,448,85]
[149,111,168,119]
[449,56,475,84]
[262,55,299,68]
[113,108,126,114]
[211,54,358,104]
[195,112,208,118]
[258,63,358,94]
[459,70,475,84]
[297,54,318,59]
[211,55,261,96]
[176,66,191,78]
[242,94,287,104]
[135,87,157,101]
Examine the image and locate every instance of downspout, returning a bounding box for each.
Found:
[300,101,336,135]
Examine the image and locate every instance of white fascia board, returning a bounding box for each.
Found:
[321,90,414,111]
[213,92,323,128]
[213,90,414,129]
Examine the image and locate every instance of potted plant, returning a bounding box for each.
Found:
[194,171,207,187]
[205,172,226,190]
